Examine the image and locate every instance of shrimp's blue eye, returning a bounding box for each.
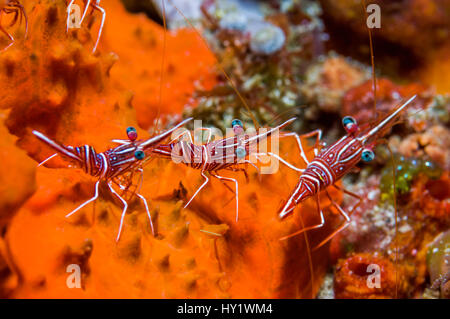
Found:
[361,149,375,162]
[134,150,145,160]
[232,119,243,128]
[235,146,246,159]
[127,127,137,134]
[127,126,138,141]
[342,116,357,127]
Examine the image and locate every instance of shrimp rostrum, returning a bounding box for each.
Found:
[32,118,193,242]
[278,96,417,248]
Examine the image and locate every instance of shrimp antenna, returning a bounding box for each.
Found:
[362,0,377,119]
[388,144,399,299]
[362,0,398,298]
[299,212,315,298]
[164,0,260,130]
[153,0,167,136]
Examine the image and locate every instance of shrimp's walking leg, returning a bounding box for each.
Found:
[254,152,305,173]
[135,168,155,236]
[91,2,105,53]
[169,129,193,144]
[107,182,129,242]
[252,129,322,172]
[211,173,239,222]
[0,11,15,51]
[312,189,352,251]
[169,127,213,145]
[280,129,322,164]
[38,153,58,167]
[19,3,28,38]
[184,170,209,209]
[332,184,362,215]
[66,0,75,32]
[66,180,100,218]
[184,146,210,209]
[80,0,92,23]
[136,193,154,236]
[193,127,213,144]
[280,194,325,241]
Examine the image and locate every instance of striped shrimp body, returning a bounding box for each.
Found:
[32,117,192,241]
[279,95,417,248]
[151,117,303,222]
[0,0,27,51]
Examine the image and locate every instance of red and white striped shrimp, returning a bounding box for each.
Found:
[66,0,104,52]
[278,95,417,248]
[0,0,27,51]
[150,117,303,222]
[32,117,192,241]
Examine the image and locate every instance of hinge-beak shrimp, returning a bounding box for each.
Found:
[150,117,305,222]
[32,117,192,242]
[66,0,104,53]
[278,95,417,249]
[0,0,28,51]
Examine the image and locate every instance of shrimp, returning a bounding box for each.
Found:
[150,117,304,222]
[278,95,417,249]
[32,117,192,242]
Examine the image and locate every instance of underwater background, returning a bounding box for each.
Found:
[0,0,449,298]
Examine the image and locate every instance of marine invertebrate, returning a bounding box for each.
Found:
[0,0,337,298]
[151,117,304,222]
[279,96,417,249]
[32,118,192,241]
[0,0,27,51]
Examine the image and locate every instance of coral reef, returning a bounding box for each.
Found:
[181,0,328,131]
[426,230,450,298]
[334,252,409,298]
[342,78,429,124]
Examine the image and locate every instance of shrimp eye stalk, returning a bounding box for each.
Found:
[342,116,358,134]
[127,127,138,141]
[361,149,375,162]
[134,150,145,160]
[232,119,244,135]
[231,119,243,128]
